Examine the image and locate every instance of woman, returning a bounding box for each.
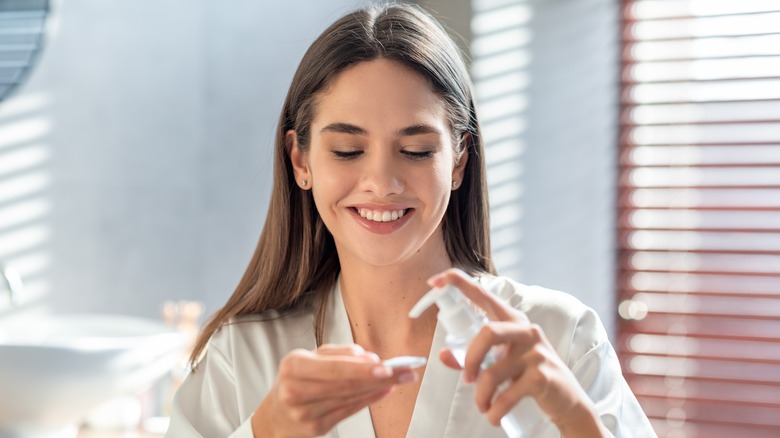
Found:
[167,3,655,437]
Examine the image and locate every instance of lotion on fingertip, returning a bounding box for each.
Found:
[382,356,427,370]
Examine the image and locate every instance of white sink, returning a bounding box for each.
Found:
[0,314,186,437]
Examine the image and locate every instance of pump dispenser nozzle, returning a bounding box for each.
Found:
[409,285,485,341]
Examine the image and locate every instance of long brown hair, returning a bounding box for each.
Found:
[190,3,495,367]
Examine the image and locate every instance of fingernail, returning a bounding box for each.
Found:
[366,352,381,363]
[397,371,418,384]
[372,365,392,379]
[351,344,365,355]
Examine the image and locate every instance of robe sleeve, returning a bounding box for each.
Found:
[165,341,255,438]
[490,277,657,437]
[567,307,657,438]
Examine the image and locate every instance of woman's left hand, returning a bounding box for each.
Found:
[428,268,607,436]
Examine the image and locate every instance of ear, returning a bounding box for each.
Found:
[451,133,470,190]
[287,130,311,189]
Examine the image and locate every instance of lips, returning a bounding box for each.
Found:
[349,206,414,234]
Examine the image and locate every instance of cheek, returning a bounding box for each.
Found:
[311,165,351,209]
[431,156,455,188]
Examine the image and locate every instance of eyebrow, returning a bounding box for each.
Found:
[398,124,442,136]
[320,123,442,137]
[320,123,367,136]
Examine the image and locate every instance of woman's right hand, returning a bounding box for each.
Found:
[251,344,416,437]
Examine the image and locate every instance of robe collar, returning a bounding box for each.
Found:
[325,278,463,437]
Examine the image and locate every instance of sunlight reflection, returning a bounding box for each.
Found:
[0,172,50,203]
[630,122,780,144]
[631,0,780,19]
[472,0,531,277]
[630,252,780,274]
[0,225,49,259]
[630,146,780,165]
[0,199,50,231]
[0,94,49,120]
[630,56,780,82]
[628,100,780,125]
[628,167,780,187]
[630,188,780,208]
[0,92,51,310]
[0,145,49,176]
[629,229,780,252]
[630,78,780,103]
[631,11,780,40]
[471,2,531,34]
[0,117,50,150]
[629,34,780,61]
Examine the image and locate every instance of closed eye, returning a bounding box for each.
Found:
[402,150,434,160]
[333,150,362,159]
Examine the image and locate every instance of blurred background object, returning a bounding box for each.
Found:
[0,312,185,437]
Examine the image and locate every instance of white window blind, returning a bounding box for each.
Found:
[618,1,780,437]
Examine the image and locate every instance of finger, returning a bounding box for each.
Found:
[486,343,584,425]
[317,344,366,356]
[290,386,394,436]
[462,322,525,383]
[282,349,392,381]
[464,321,546,384]
[278,361,416,411]
[473,352,526,413]
[317,344,381,363]
[287,380,395,420]
[279,372,395,408]
[427,268,516,322]
[315,386,394,433]
[484,365,541,426]
[301,368,416,407]
[438,348,462,370]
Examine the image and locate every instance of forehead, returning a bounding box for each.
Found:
[312,59,449,133]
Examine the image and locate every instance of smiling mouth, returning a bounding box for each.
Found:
[354,207,410,223]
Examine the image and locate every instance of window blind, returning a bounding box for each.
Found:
[618,1,780,437]
[0,0,48,101]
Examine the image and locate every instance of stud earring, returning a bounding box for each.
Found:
[452,180,458,188]
[300,180,308,187]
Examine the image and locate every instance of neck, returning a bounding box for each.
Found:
[337,246,451,356]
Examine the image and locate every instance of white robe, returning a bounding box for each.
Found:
[166,276,656,437]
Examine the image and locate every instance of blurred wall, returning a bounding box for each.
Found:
[520,0,619,337]
[0,0,367,318]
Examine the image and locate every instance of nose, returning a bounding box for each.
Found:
[359,150,404,197]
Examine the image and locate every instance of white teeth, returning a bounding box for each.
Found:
[358,208,407,222]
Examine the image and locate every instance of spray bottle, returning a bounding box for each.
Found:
[409,284,540,437]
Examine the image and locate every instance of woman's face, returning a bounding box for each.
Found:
[291,58,466,269]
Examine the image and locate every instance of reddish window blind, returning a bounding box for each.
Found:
[618,1,780,437]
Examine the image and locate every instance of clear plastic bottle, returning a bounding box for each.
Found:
[409,284,536,437]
